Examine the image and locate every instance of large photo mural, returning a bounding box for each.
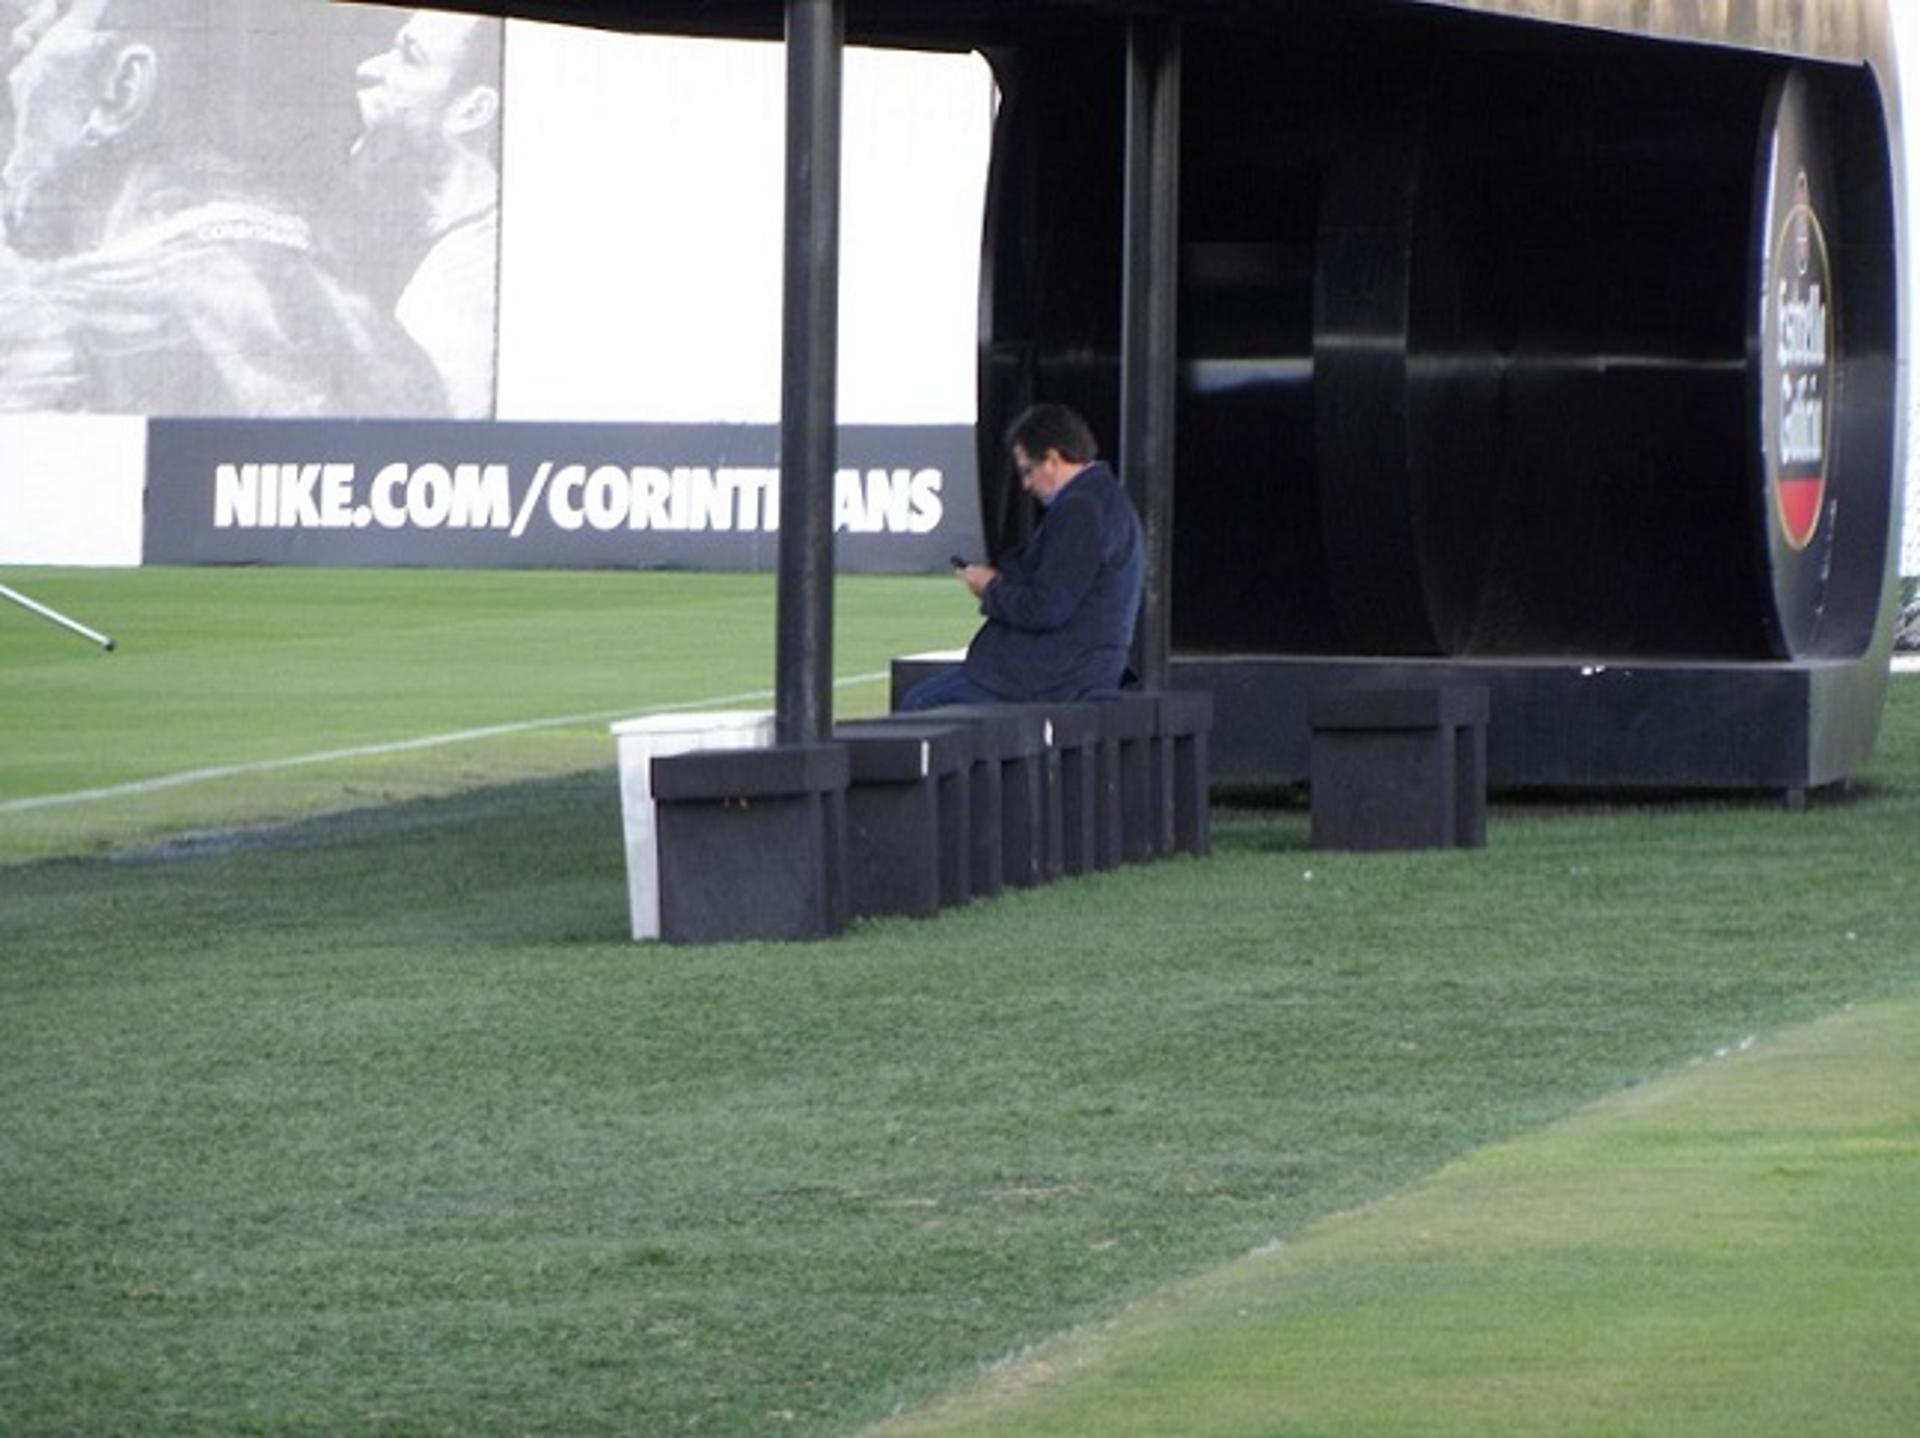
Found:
[0,1,994,569]
[0,0,500,418]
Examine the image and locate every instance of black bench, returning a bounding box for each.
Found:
[1308,686,1489,851]
[833,721,974,918]
[650,743,849,942]
[1153,688,1213,858]
[885,673,1217,873]
[879,704,1057,891]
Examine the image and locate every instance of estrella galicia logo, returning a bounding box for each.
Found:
[1764,168,1834,552]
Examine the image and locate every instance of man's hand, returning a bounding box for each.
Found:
[956,563,997,599]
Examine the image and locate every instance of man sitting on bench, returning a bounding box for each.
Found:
[901,403,1144,710]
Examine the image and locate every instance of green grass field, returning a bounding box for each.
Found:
[881,995,1920,1436]
[0,566,975,860]
[3,568,1916,1434]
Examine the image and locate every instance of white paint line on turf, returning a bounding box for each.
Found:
[0,670,893,816]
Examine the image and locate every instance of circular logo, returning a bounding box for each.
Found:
[1763,167,1834,552]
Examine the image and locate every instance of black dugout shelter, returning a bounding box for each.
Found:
[399,0,1909,794]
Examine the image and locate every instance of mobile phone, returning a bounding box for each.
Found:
[949,555,968,569]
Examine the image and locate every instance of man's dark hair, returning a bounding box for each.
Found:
[1006,403,1099,465]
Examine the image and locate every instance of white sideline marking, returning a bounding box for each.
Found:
[0,670,892,816]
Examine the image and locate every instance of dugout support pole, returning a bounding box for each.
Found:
[1120,16,1181,691]
[774,0,844,745]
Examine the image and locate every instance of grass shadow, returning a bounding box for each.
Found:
[13,768,635,950]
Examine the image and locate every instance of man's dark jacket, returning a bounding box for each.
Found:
[962,460,1144,701]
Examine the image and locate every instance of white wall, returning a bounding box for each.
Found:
[0,416,146,565]
[0,18,996,564]
[494,31,994,424]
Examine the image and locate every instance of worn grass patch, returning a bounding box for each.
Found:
[877,996,1920,1436]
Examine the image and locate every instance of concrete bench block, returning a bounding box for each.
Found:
[651,743,849,942]
[1101,692,1160,865]
[904,704,1055,890]
[611,709,775,942]
[835,722,974,918]
[889,649,964,710]
[1022,702,1103,878]
[1153,689,1214,858]
[1309,686,1488,851]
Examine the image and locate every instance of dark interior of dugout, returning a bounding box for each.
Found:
[974,6,1897,666]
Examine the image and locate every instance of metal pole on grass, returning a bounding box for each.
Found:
[1121,17,1182,690]
[0,582,115,651]
[774,0,844,745]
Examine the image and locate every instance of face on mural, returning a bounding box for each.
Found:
[1,0,116,257]
[351,11,490,172]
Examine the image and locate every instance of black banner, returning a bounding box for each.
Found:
[145,420,983,573]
